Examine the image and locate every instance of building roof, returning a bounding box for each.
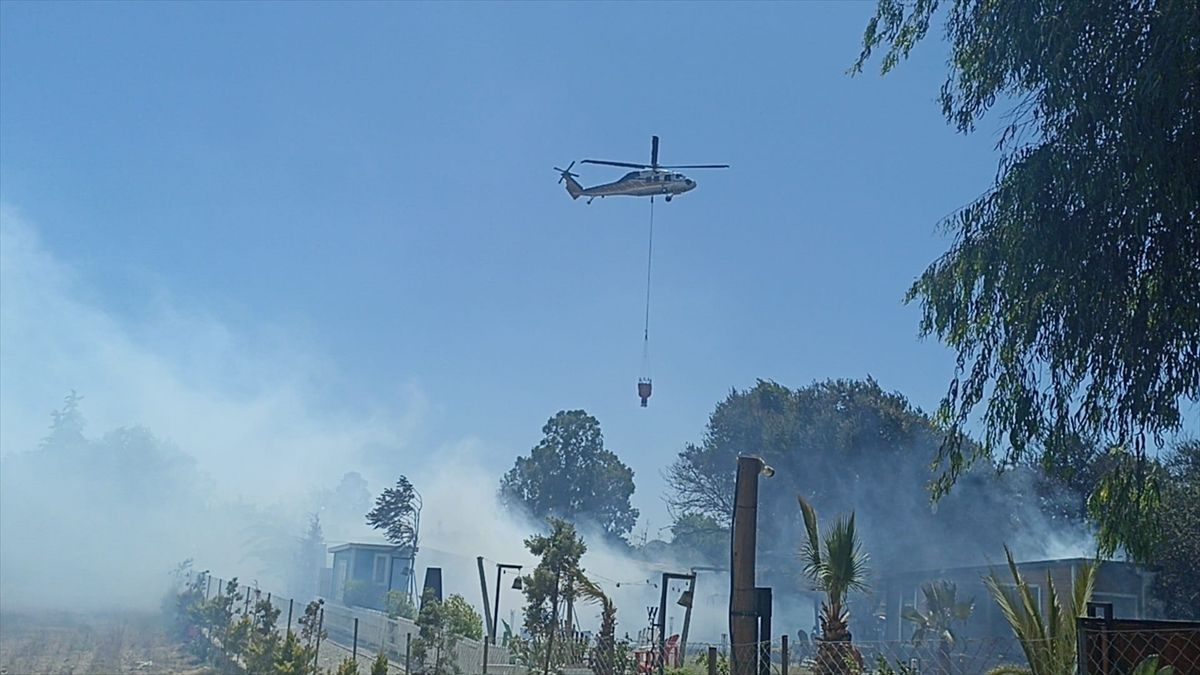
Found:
[328,542,412,554]
[881,557,1146,582]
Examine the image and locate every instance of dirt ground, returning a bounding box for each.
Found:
[0,610,211,675]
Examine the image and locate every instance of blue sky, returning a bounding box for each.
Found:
[1,1,1007,530]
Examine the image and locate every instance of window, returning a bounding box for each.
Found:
[1092,592,1139,619]
[373,554,388,584]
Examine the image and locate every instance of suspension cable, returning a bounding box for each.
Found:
[644,196,655,347]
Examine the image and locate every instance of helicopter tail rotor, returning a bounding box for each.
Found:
[555,161,579,184]
[555,162,583,200]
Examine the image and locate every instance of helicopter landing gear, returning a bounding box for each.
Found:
[665,194,673,202]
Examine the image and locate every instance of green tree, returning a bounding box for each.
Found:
[40,390,87,453]
[387,589,419,620]
[245,597,284,674]
[799,497,869,675]
[853,0,1200,558]
[413,588,464,675]
[371,650,390,675]
[667,379,1063,584]
[442,594,484,642]
[1149,440,1200,619]
[668,513,727,565]
[902,581,975,675]
[574,574,618,675]
[500,410,639,539]
[291,513,326,599]
[984,547,1095,675]
[367,475,420,547]
[517,517,589,672]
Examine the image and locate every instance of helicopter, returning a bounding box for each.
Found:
[556,136,728,204]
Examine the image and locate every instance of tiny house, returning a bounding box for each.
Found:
[328,542,415,611]
[875,557,1154,642]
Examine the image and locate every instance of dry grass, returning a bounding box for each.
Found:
[0,610,212,675]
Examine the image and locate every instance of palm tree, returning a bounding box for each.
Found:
[799,496,869,675]
[903,581,975,675]
[574,573,617,675]
[983,546,1095,675]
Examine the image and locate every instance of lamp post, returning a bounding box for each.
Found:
[493,563,523,642]
[658,571,697,675]
[681,566,727,660]
[730,456,773,675]
[482,563,522,675]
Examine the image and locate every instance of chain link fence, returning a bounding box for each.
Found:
[1077,618,1200,675]
[205,576,518,673]
[193,578,1200,674]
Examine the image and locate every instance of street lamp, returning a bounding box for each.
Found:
[492,563,523,643]
[657,571,697,675]
[483,562,522,675]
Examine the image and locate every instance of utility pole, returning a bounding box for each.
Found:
[730,455,773,675]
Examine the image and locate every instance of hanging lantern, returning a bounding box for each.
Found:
[638,378,652,407]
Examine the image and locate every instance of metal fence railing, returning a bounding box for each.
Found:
[186,577,1200,674]
[1077,618,1200,675]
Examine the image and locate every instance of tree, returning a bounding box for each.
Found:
[1149,440,1200,619]
[574,574,618,675]
[291,514,326,598]
[984,547,1095,675]
[500,410,639,539]
[667,379,1070,589]
[799,497,869,675]
[40,390,87,453]
[902,581,975,675]
[387,589,419,620]
[852,0,1200,557]
[367,475,420,547]
[441,594,484,642]
[518,518,588,671]
[413,589,466,675]
[668,513,728,565]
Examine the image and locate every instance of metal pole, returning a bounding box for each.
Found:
[353,617,359,661]
[757,588,772,675]
[206,575,212,599]
[543,566,561,675]
[314,607,324,670]
[730,456,771,675]
[680,573,697,659]
[708,646,718,675]
[658,573,669,675]
[780,635,788,675]
[287,598,294,633]
[492,565,504,643]
[478,557,495,638]
[405,631,412,674]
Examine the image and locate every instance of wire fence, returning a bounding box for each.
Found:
[1077,618,1200,675]
[186,577,1200,674]
[202,575,519,673]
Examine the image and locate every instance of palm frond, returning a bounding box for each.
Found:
[798,496,822,581]
[985,545,1095,675]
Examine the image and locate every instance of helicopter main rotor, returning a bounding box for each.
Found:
[581,135,729,172]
